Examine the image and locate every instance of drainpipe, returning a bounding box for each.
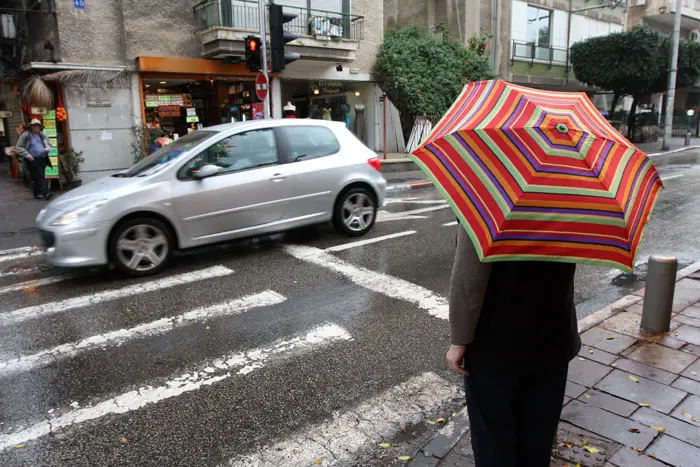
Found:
[491,0,498,68]
[565,0,572,87]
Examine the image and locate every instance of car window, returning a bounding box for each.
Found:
[281,126,340,161]
[120,131,216,178]
[178,129,279,179]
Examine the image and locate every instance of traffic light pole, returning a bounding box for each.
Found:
[258,0,271,119]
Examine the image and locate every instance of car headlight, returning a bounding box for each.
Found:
[51,200,108,226]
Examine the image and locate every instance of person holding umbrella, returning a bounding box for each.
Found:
[14,119,53,199]
[410,80,663,466]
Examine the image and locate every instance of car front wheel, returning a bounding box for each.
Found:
[109,218,172,277]
[333,187,377,237]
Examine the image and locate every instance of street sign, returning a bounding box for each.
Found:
[255,74,268,101]
[74,0,85,9]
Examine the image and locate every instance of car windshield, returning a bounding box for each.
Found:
[116,131,217,177]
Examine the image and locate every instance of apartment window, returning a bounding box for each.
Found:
[527,5,552,60]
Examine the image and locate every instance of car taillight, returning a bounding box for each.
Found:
[368,157,381,172]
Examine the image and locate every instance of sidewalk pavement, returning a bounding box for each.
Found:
[409,262,700,467]
[0,167,48,251]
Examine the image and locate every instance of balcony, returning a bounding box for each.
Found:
[194,0,364,63]
[509,40,577,87]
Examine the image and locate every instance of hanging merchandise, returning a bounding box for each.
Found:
[405,116,433,154]
[56,82,67,122]
[322,108,332,121]
[353,104,366,144]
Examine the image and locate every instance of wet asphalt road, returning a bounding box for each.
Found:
[0,162,699,466]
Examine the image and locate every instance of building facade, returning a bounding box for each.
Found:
[1,0,387,183]
[384,0,625,92]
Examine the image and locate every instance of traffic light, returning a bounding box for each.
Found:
[245,36,261,72]
[269,4,300,73]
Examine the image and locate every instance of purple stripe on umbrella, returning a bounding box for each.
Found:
[621,157,645,215]
[511,206,624,219]
[435,81,491,140]
[496,233,630,251]
[627,172,660,242]
[423,145,499,239]
[502,96,528,129]
[451,133,515,209]
[531,126,589,153]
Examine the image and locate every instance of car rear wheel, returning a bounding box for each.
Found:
[109,218,172,277]
[333,187,377,237]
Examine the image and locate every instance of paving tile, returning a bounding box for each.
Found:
[609,447,669,467]
[682,304,700,320]
[566,380,586,398]
[560,400,658,450]
[632,407,700,448]
[436,453,474,467]
[554,422,620,467]
[681,359,700,382]
[611,358,677,385]
[595,370,687,414]
[682,344,700,357]
[409,452,440,467]
[647,434,700,467]
[581,327,637,354]
[674,325,700,346]
[578,346,618,365]
[602,311,685,348]
[673,377,700,397]
[422,408,470,459]
[450,436,474,459]
[568,358,612,387]
[675,314,700,328]
[671,395,700,428]
[627,343,698,374]
[627,303,644,314]
[578,388,638,417]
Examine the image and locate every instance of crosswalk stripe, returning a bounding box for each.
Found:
[443,221,458,227]
[285,245,448,320]
[0,265,234,327]
[0,275,71,296]
[0,266,46,279]
[325,231,416,252]
[0,246,35,256]
[226,372,460,467]
[0,250,43,264]
[0,290,286,377]
[376,205,449,222]
[0,323,351,451]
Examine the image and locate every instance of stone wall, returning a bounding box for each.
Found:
[353,0,385,73]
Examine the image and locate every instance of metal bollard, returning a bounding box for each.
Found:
[641,256,678,333]
[686,131,692,145]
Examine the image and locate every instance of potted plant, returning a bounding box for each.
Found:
[63,147,85,188]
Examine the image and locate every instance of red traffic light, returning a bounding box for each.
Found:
[248,39,258,52]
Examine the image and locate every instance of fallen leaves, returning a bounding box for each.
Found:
[651,426,665,432]
[584,445,600,454]
[629,375,640,383]
[397,455,411,462]
[378,443,391,448]
[588,349,594,354]
[639,402,651,407]
[426,419,437,425]
[14,444,25,449]
[628,428,641,433]
[582,440,589,446]
[682,410,700,422]
[563,442,575,448]
[205,325,211,330]
[583,393,592,399]
[674,332,680,336]
[578,357,586,361]
[436,417,445,423]
[314,461,322,465]
[291,449,297,455]
[606,336,615,340]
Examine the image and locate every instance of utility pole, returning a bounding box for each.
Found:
[663,0,683,150]
[258,0,270,118]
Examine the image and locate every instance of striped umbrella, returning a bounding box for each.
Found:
[409,80,663,272]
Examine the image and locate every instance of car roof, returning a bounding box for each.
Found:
[204,119,346,133]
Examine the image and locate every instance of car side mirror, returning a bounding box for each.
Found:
[193,164,220,180]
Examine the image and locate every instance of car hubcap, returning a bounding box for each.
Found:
[116,224,168,271]
[342,193,375,232]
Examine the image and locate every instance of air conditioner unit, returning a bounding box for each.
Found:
[691,29,700,42]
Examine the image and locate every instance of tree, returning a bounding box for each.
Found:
[375,25,494,122]
[570,26,700,139]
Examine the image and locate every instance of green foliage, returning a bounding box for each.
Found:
[64,147,85,178]
[375,25,494,118]
[570,26,700,97]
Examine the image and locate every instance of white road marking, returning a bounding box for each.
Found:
[285,245,448,320]
[0,275,71,296]
[384,199,447,205]
[0,246,35,256]
[226,372,460,467]
[0,323,351,451]
[0,250,43,264]
[0,290,286,377]
[376,205,449,223]
[443,221,458,227]
[661,173,684,181]
[325,231,417,252]
[0,265,234,327]
[0,266,45,279]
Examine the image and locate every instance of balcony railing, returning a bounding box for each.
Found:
[193,0,364,42]
[511,40,569,70]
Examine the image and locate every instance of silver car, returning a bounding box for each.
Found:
[36,119,386,276]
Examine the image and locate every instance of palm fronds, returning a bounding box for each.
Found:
[22,75,54,108]
[41,70,129,91]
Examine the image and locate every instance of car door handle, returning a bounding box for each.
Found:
[270,173,286,182]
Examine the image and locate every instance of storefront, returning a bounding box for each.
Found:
[281,79,375,146]
[137,57,273,145]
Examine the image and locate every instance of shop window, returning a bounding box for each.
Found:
[178,129,279,179]
[280,126,340,161]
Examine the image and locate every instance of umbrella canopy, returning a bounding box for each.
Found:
[409,80,663,272]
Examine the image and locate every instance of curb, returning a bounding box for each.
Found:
[408,261,700,466]
[386,180,434,194]
[648,146,700,167]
